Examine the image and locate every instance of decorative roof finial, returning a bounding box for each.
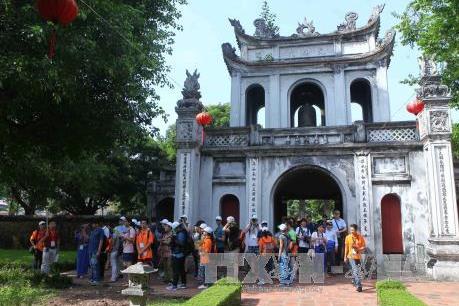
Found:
[253,18,277,39]
[337,12,358,32]
[368,4,385,23]
[229,18,245,34]
[181,69,201,100]
[295,17,319,37]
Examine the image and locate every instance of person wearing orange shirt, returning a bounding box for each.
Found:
[198,226,214,289]
[344,224,366,292]
[136,219,155,268]
[30,221,48,271]
[258,227,276,285]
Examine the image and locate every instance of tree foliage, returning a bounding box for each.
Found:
[207,103,231,128]
[259,1,279,36]
[395,0,459,107]
[0,0,185,214]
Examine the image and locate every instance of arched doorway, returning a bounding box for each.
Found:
[246,84,265,127]
[220,194,240,225]
[156,197,174,222]
[290,82,325,127]
[381,194,403,254]
[272,166,343,227]
[350,79,373,123]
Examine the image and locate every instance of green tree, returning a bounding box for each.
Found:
[0,0,185,214]
[395,0,459,106]
[259,1,279,36]
[207,103,231,128]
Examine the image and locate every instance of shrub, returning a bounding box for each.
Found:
[0,285,51,306]
[183,277,241,306]
[376,279,406,290]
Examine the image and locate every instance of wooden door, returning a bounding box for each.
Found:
[381,194,403,254]
[220,195,240,225]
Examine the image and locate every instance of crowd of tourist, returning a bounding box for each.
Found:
[29,209,366,292]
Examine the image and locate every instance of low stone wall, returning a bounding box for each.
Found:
[0,215,120,250]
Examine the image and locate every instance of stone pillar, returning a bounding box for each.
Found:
[333,64,347,125]
[417,59,459,280]
[174,70,204,223]
[374,59,391,122]
[230,72,241,127]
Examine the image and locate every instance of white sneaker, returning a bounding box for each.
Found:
[198,284,208,289]
[152,268,159,273]
[177,284,187,289]
[166,285,177,291]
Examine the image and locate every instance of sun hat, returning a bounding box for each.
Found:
[215,216,222,221]
[160,219,169,224]
[278,224,287,231]
[199,223,208,229]
[204,226,213,234]
[39,221,46,226]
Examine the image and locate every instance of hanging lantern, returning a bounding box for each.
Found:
[37,0,79,58]
[196,112,213,126]
[406,98,425,116]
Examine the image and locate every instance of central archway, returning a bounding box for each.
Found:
[272,166,343,227]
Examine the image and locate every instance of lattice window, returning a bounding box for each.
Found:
[204,134,249,147]
[367,128,418,142]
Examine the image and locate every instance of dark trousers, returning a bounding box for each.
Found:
[172,256,186,286]
[99,253,107,280]
[326,250,336,273]
[298,247,309,253]
[192,249,199,277]
[152,242,159,268]
[335,237,344,264]
[33,249,43,270]
[216,247,225,253]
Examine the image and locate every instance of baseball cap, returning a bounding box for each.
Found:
[39,221,46,226]
[251,214,258,220]
[171,221,180,229]
[215,216,222,221]
[199,223,208,229]
[119,216,127,221]
[278,224,287,231]
[166,222,173,228]
[180,214,188,219]
[132,218,138,224]
[262,227,268,232]
[160,219,169,224]
[204,226,213,234]
[261,220,268,225]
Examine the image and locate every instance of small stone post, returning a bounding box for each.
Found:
[121,262,154,306]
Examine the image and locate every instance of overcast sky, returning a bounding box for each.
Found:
[153,0,458,135]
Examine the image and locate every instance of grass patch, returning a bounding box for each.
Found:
[149,298,187,305]
[377,280,426,306]
[0,249,76,271]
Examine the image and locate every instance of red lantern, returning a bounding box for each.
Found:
[406,99,425,116]
[196,112,213,126]
[37,0,79,58]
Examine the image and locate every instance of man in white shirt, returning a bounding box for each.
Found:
[122,219,136,267]
[332,209,347,265]
[324,221,338,274]
[295,218,311,253]
[243,214,260,254]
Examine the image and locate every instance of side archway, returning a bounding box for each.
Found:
[245,84,265,127]
[350,78,373,123]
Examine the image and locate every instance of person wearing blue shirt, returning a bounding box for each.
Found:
[214,216,225,253]
[167,222,188,291]
[88,221,105,285]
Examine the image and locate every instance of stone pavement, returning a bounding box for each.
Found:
[405,281,459,306]
[242,276,377,306]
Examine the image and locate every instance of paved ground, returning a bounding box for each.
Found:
[242,276,377,306]
[405,281,459,306]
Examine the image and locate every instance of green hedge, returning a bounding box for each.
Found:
[376,280,426,306]
[149,278,242,306]
[0,249,76,272]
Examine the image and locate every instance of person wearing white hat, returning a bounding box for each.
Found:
[277,223,291,286]
[121,217,136,268]
[214,216,225,253]
[167,221,188,291]
[197,226,214,289]
[160,219,169,225]
[223,216,240,252]
[30,221,48,271]
[243,214,260,254]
